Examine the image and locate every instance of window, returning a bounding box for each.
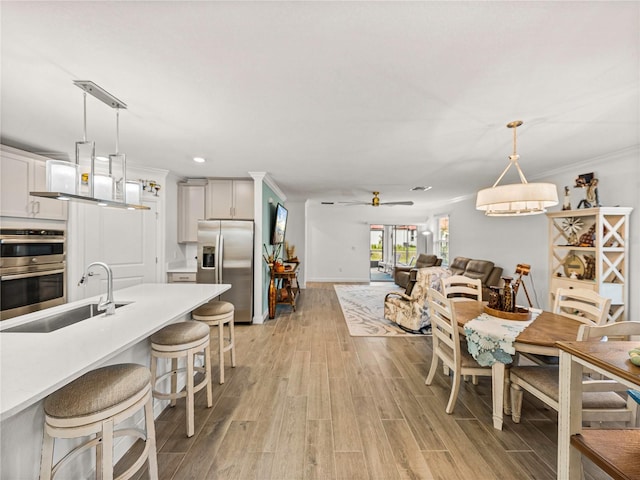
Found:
[436,215,449,266]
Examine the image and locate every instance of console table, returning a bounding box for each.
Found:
[557,340,640,479]
[268,262,300,319]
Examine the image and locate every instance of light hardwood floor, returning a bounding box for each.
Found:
[121,284,610,480]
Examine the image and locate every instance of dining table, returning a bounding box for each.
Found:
[454,301,583,430]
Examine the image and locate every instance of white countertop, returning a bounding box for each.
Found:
[0,283,230,420]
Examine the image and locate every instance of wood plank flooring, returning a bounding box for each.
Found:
[121,284,610,480]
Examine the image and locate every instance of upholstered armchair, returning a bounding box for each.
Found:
[393,254,441,288]
[384,266,450,333]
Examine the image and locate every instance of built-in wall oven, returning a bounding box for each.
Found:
[0,229,66,320]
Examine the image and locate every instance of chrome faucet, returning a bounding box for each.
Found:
[78,261,115,315]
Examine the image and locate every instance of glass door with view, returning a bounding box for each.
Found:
[369,225,417,282]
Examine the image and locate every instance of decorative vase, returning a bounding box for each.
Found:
[488,286,501,310]
[268,275,276,319]
[502,276,514,313]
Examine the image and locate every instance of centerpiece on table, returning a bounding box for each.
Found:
[484,276,531,321]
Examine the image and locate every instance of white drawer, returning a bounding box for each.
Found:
[167,272,196,283]
[550,276,597,293]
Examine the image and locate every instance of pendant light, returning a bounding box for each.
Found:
[109,106,126,202]
[476,121,558,216]
[32,81,148,210]
[76,90,96,197]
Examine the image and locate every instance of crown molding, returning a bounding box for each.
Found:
[249,172,286,202]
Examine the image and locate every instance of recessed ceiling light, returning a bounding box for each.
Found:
[96,156,110,162]
[193,157,206,163]
[410,186,432,192]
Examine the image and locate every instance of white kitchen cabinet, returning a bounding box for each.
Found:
[205,179,254,220]
[0,146,68,220]
[178,181,206,243]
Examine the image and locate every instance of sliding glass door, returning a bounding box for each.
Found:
[369,224,417,281]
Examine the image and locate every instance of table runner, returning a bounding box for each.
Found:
[464,309,541,366]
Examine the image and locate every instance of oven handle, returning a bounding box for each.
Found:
[0,238,65,244]
[1,269,65,281]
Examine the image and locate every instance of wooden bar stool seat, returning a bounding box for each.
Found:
[150,321,213,437]
[192,300,236,384]
[40,363,158,480]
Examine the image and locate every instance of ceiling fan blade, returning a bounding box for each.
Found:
[379,201,414,206]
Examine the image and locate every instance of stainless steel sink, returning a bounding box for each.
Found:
[2,302,132,333]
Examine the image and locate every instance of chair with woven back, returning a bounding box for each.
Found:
[440,275,483,302]
[425,288,492,414]
[510,321,640,426]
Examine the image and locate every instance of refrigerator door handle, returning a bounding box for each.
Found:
[217,234,224,283]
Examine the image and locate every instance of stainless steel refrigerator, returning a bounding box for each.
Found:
[197,220,254,323]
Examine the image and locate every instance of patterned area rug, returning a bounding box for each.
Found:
[334,283,426,337]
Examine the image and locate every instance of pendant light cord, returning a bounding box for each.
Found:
[82,92,88,142]
[115,107,120,155]
[491,121,529,188]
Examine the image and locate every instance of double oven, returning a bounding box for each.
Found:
[0,229,66,320]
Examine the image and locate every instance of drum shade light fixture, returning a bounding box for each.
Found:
[476,121,558,216]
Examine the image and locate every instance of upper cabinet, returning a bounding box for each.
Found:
[547,207,632,323]
[205,179,254,220]
[177,181,206,243]
[0,146,68,220]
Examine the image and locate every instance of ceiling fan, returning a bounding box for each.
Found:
[323,191,414,207]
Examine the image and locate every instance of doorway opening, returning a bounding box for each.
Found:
[369,224,417,282]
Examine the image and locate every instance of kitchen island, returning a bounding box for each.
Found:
[0,282,230,479]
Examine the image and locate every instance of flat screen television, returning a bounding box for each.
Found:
[271,203,288,245]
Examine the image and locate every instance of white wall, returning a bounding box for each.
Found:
[303,148,639,320]
[283,200,306,287]
[305,203,429,282]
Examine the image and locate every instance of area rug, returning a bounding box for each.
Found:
[334,283,427,337]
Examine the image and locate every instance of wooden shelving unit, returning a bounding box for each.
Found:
[268,262,300,319]
[547,207,632,322]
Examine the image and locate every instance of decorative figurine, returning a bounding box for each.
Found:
[578,224,596,247]
[584,255,596,280]
[562,186,571,210]
[576,176,600,209]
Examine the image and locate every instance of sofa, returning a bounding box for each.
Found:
[446,256,503,298]
[393,254,442,288]
[394,255,503,299]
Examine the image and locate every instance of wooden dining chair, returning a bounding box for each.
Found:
[425,288,491,414]
[553,288,611,325]
[523,287,613,366]
[510,321,640,426]
[440,275,482,302]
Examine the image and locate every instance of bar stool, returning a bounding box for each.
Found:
[192,300,236,384]
[40,363,158,480]
[149,321,212,437]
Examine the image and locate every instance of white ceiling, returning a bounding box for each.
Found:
[1,1,638,209]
